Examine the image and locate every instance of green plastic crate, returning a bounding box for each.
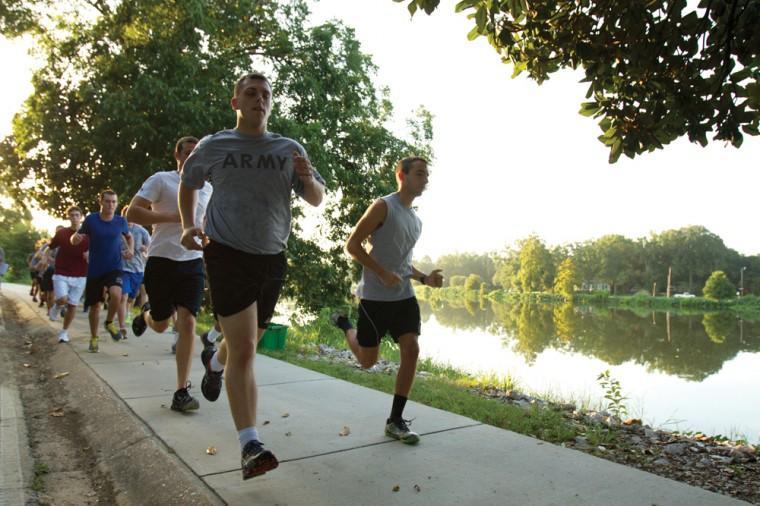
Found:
[259,323,287,350]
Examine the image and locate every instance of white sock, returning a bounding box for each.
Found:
[209,352,224,372]
[208,327,222,342]
[238,427,259,450]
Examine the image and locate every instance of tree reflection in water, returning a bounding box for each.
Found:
[418,299,760,381]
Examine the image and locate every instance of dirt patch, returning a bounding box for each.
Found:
[3,297,118,505]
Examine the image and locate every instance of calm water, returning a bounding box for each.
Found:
[416,298,760,443]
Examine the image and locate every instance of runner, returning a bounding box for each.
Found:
[117,205,150,339]
[71,190,133,352]
[331,156,443,445]
[48,206,89,343]
[178,72,325,479]
[127,136,212,412]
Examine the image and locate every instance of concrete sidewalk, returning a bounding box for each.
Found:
[1,283,747,505]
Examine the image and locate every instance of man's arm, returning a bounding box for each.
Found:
[411,266,444,288]
[345,199,401,288]
[293,151,324,207]
[126,195,180,226]
[70,231,85,245]
[178,182,204,251]
[122,232,134,260]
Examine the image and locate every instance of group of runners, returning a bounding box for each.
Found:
[23,71,443,481]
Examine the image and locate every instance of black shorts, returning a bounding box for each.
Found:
[356,297,421,348]
[143,257,205,321]
[40,267,55,292]
[204,240,286,326]
[84,270,123,308]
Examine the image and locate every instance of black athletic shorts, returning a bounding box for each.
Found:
[143,257,205,321]
[203,240,286,326]
[40,267,55,292]
[84,270,123,308]
[356,297,421,348]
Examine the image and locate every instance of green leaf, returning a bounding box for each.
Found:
[578,101,599,117]
[408,1,418,16]
[467,25,481,40]
[609,139,623,163]
[455,0,481,13]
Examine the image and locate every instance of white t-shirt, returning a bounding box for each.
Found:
[136,170,212,261]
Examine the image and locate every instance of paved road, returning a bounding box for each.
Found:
[0,283,748,505]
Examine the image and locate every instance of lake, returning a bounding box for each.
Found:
[416,298,760,443]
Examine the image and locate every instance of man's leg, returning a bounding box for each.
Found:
[104,285,123,341]
[218,302,278,479]
[174,306,195,390]
[394,333,420,399]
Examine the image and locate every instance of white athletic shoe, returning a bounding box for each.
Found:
[57,330,69,343]
[48,304,60,321]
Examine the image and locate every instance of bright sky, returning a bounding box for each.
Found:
[2,2,759,258]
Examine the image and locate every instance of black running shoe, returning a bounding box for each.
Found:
[131,302,150,337]
[200,347,223,402]
[170,387,199,412]
[241,440,278,480]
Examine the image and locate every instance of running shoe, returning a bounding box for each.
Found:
[39,299,45,307]
[48,304,60,321]
[200,331,215,349]
[60,307,66,318]
[171,328,178,354]
[170,387,199,412]
[105,321,122,341]
[241,440,279,480]
[330,311,354,331]
[200,347,223,402]
[57,330,69,343]
[88,336,99,353]
[385,418,420,445]
[120,328,128,340]
[131,302,150,337]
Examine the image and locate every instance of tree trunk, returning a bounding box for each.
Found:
[667,267,672,297]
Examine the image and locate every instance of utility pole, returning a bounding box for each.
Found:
[667,267,672,297]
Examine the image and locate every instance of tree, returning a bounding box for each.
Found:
[0,198,43,281]
[449,275,466,287]
[554,257,579,300]
[464,273,483,291]
[394,0,759,162]
[703,270,735,300]
[517,235,554,292]
[1,0,433,314]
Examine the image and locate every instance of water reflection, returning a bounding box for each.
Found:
[419,298,760,381]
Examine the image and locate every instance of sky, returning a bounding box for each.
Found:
[2,1,759,259]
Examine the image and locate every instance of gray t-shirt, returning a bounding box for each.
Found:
[181,129,325,255]
[121,223,150,273]
[356,193,422,302]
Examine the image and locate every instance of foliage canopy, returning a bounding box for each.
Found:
[395,0,760,162]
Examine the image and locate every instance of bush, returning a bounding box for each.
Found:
[449,275,466,287]
[703,271,735,301]
[464,274,483,291]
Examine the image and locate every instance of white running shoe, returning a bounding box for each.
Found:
[57,330,69,343]
[49,304,60,321]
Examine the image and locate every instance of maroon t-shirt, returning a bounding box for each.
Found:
[50,227,89,277]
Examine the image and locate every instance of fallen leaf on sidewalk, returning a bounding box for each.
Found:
[206,446,217,455]
[23,363,31,368]
[49,408,65,417]
[53,372,70,379]
[413,484,421,493]
[392,485,400,492]
[285,432,292,437]
[262,420,270,426]
[281,412,290,418]
[339,426,351,437]
[122,353,129,357]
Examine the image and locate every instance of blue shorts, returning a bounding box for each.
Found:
[121,271,144,300]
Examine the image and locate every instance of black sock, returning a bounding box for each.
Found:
[390,394,407,421]
[336,316,354,333]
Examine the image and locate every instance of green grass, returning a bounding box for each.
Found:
[32,462,49,492]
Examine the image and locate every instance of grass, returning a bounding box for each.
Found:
[32,462,49,492]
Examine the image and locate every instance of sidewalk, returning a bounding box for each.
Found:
[1,283,748,505]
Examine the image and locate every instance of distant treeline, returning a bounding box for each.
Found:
[415,226,760,296]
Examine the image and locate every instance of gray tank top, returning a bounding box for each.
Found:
[356,193,422,301]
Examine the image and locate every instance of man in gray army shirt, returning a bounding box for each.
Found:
[179,72,325,480]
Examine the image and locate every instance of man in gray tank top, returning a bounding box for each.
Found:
[179,72,325,480]
[332,157,443,444]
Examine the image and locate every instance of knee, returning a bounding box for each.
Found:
[401,341,420,362]
[229,340,255,367]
